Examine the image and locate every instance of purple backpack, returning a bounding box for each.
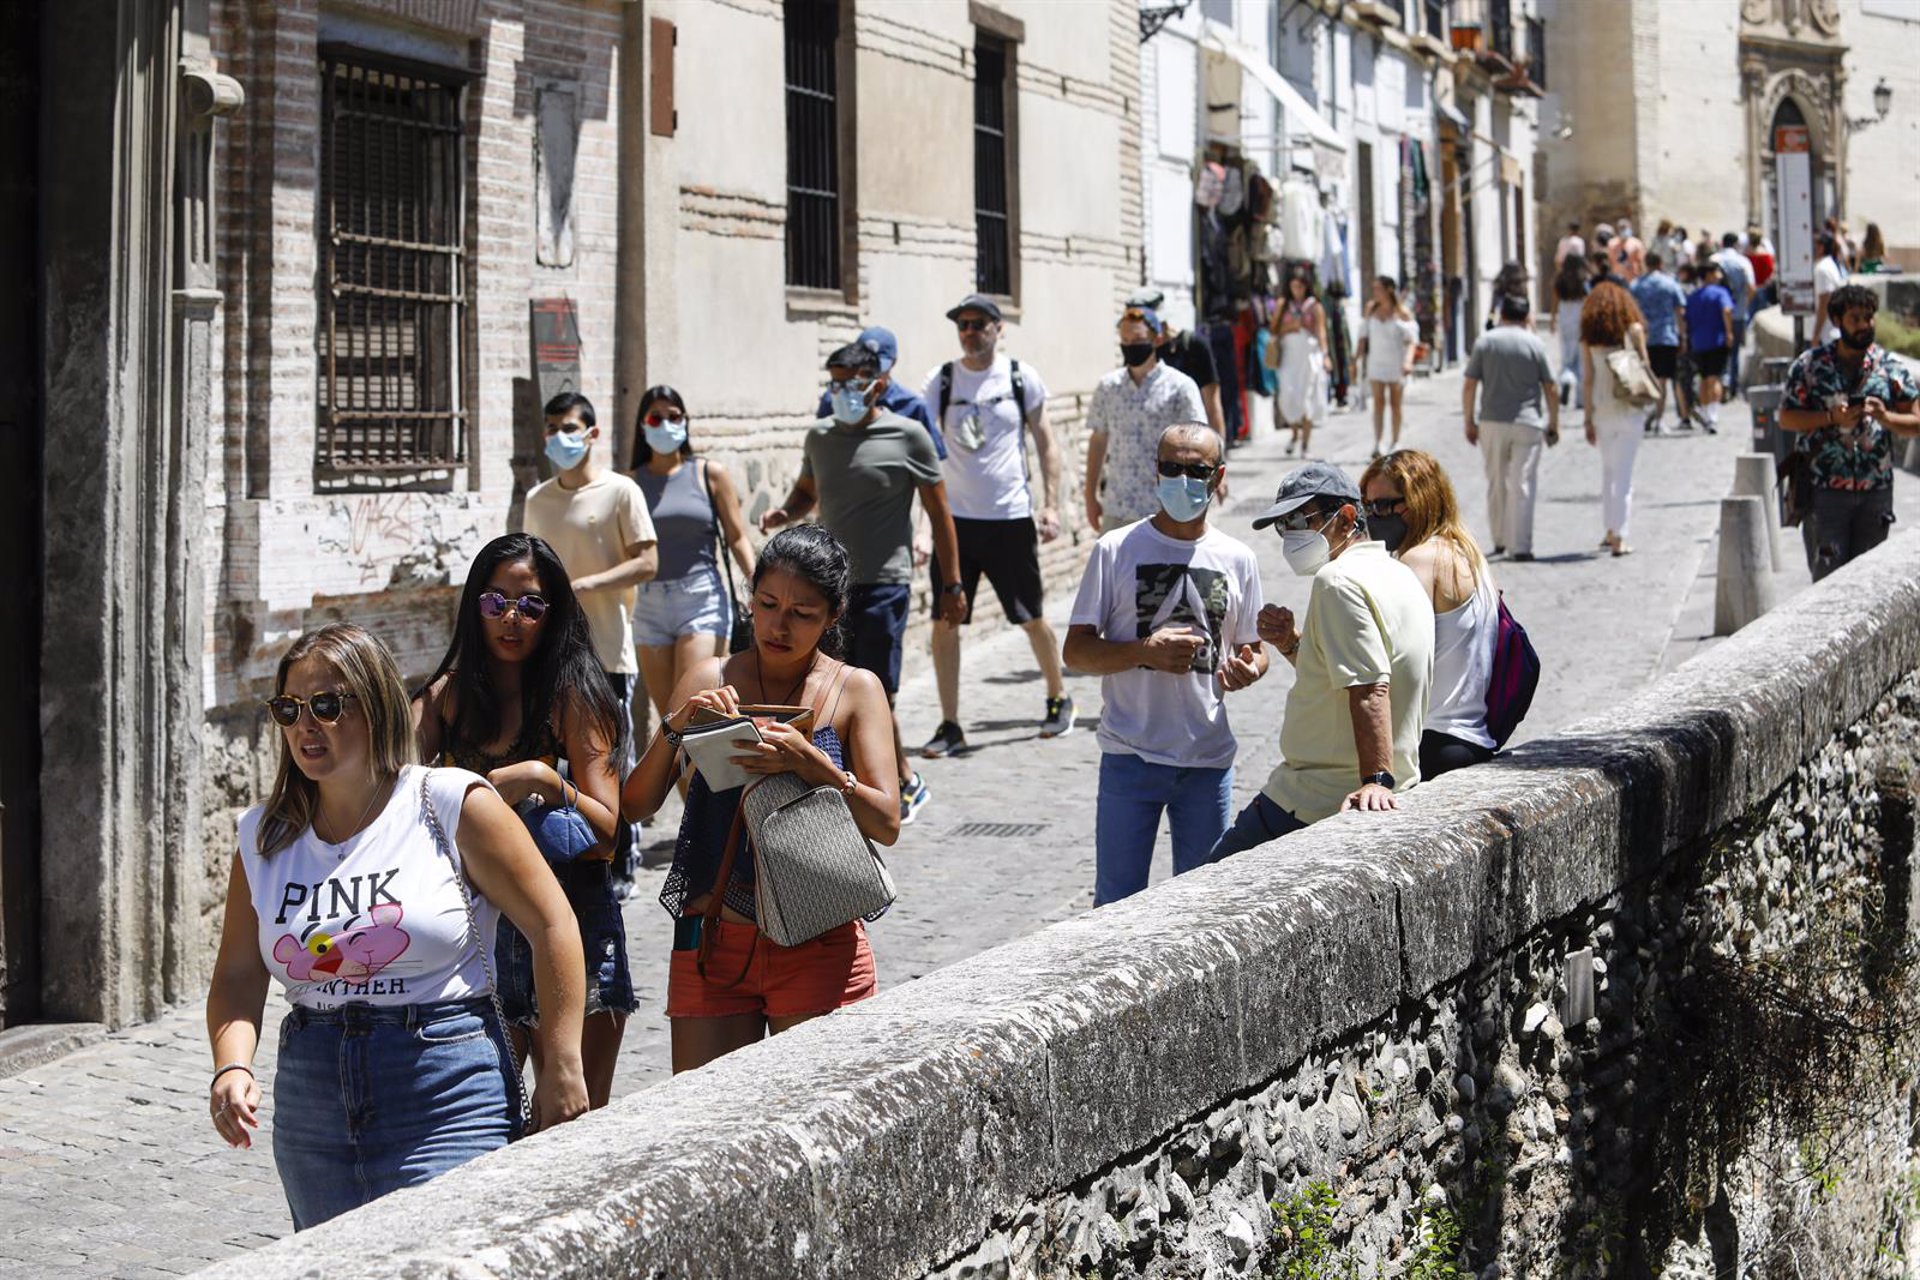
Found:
[1484,594,1540,749]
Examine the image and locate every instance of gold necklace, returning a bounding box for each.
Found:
[316,774,389,846]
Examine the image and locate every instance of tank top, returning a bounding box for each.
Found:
[635,459,720,583]
[441,711,608,862]
[1426,575,1497,751]
[238,765,500,1010]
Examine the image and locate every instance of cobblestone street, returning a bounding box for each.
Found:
[6,367,1906,1277]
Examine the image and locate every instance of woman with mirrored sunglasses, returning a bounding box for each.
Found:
[1357,450,1499,778]
[413,533,634,1109]
[628,385,757,739]
[206,622,587,1230]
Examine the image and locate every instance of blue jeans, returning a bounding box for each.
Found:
[1094,753,1233,906]
[1207,792,1309,864]
[273,999,518,1230]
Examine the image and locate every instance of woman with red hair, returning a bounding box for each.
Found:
[1579,283,1653,556]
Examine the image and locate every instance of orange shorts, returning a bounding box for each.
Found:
[667,918,877,1020]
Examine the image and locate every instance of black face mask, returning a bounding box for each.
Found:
[1120,342,1157,368]
[1842,324,1876,352]
[1371,513,1410,553]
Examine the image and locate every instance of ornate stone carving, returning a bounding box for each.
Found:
[1809,0,1841,35]
[1741,0,1772,27]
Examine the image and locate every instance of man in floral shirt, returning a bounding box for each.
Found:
[1083,307,1208,533]
[1779,284,1920,580]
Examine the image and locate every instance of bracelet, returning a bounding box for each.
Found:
[837,770,858,797]
[661,724,684,750]
[210,1063,254,1089]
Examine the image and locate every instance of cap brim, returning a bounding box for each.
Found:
[1249,493,1318,530]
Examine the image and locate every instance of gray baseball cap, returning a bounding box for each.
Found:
[945,292,1004,323]
[1250,461,1363,530]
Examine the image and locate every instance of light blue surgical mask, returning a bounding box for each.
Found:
[544,429,590,472]
[1156,474,1212,523]
[642,420,688,454]
[828,378,875,425]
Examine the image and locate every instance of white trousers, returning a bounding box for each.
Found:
[1594,412,1642,539]
[1480,420,1545,555]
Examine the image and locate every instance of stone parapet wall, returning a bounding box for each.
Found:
[199,540,1920,1274]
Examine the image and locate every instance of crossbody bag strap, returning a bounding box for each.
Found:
[701,458,740,605]
[418,768,531,1130]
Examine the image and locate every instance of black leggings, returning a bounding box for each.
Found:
[1420,730,1495,779]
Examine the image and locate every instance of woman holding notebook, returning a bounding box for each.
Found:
[623,525,902,1072]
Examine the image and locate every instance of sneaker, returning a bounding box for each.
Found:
[920,720,967,758]
[900,773,932,825]
[1509,551,1536,562]
[1040,695,1077,739]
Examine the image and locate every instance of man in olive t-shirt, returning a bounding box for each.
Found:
[762,342,966,824]
[1462,294,1558,560]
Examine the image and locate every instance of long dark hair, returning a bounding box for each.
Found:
[752,525,851,659]
[421,533,625,764]
[630,384,693,469]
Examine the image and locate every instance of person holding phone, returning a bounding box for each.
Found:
[1777,285,1920,580]
[622,525,902,1073]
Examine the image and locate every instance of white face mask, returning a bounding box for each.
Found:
[1281,528,1332,577]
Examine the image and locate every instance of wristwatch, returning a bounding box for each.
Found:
[1361,770,1395,790]
[941,583,966,597]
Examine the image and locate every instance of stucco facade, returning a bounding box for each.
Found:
[1538,0,1920,279]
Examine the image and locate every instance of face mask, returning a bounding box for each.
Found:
[1155,475,1212,523]
[642,420,688,454]
[1281,528,1332,577]
[1843,325,1875,351]
[1120,342,1156,368]
[544,429,590,472]
[1371,513,1409,553]
[829,386,872,425]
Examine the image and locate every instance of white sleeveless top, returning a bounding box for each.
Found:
[238,765,501,1010]
[1426,575,1497,750]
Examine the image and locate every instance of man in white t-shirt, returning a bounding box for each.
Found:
[1065,425,1268,906]
[1813,233,1850,347]
[1207,462,1433,862]
[917,293,1073,758]
[523,391,658,886]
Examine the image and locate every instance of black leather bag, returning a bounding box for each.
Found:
[701,460,755,653]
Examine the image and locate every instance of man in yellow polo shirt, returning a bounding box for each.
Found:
[1208,462,1432,860]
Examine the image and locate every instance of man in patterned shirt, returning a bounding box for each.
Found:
[1779,284,1920,581]
[1083,306,1208,533]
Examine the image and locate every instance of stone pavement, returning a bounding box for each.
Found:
[0,363,1850,1277]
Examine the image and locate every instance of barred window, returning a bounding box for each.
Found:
[784,0,843,291]
[318,47,468,482]
[974,38,1013,298]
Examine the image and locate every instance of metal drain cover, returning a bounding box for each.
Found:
[949,822,1048,838]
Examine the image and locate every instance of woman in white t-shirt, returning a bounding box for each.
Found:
[1359,449,1498,777]
[205,623,588,1230]
[1354,276,1420,459]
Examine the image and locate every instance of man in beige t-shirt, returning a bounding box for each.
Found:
[524,391,658,885]
[1207,462,1433,862]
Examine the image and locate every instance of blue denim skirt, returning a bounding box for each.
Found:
[272,998,519,1230]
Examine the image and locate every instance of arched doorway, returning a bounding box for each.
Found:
[1761,97,1823,237]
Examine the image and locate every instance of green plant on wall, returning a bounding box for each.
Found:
[1267,1181,1358,1280]
[1402,1202,1470,1280]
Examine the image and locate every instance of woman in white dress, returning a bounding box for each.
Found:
[1270,270,1330,457]
[1579,281,1653,557]
[1353,276,1419,459]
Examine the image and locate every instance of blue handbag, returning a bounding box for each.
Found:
[520,796,596,864]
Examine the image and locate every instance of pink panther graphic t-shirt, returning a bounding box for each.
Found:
[238,765,502,1010]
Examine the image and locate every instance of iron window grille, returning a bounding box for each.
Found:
[1526,17,1546,88]
[318,47,468,480]
[784,0,843,291]
[1489,0,1513,60]
[974,38,1012,297]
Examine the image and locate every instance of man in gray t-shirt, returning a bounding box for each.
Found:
[1463,293,1559,560]
[764,341,965,822]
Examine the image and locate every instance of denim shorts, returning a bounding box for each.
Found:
[494,858,637,1026]
[846,583,912,696]
[632,564,733,646]
[272,998,518,1230]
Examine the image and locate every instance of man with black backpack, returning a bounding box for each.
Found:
[916,293,1073,757]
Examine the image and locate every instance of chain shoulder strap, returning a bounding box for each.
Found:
[418,767,532,1132]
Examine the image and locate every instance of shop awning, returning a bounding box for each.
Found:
[1200,19,1346,153]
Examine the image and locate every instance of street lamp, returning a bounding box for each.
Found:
[1848,78,1893,131]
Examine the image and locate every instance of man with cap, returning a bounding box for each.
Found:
[916,293,1074,758]
[1207,462,1433,860]
[813,326,947,459]
[764,340,964,824]
[1065,424,1266,906]
[1084,306,1209,534]
[1125,287,1225,438]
